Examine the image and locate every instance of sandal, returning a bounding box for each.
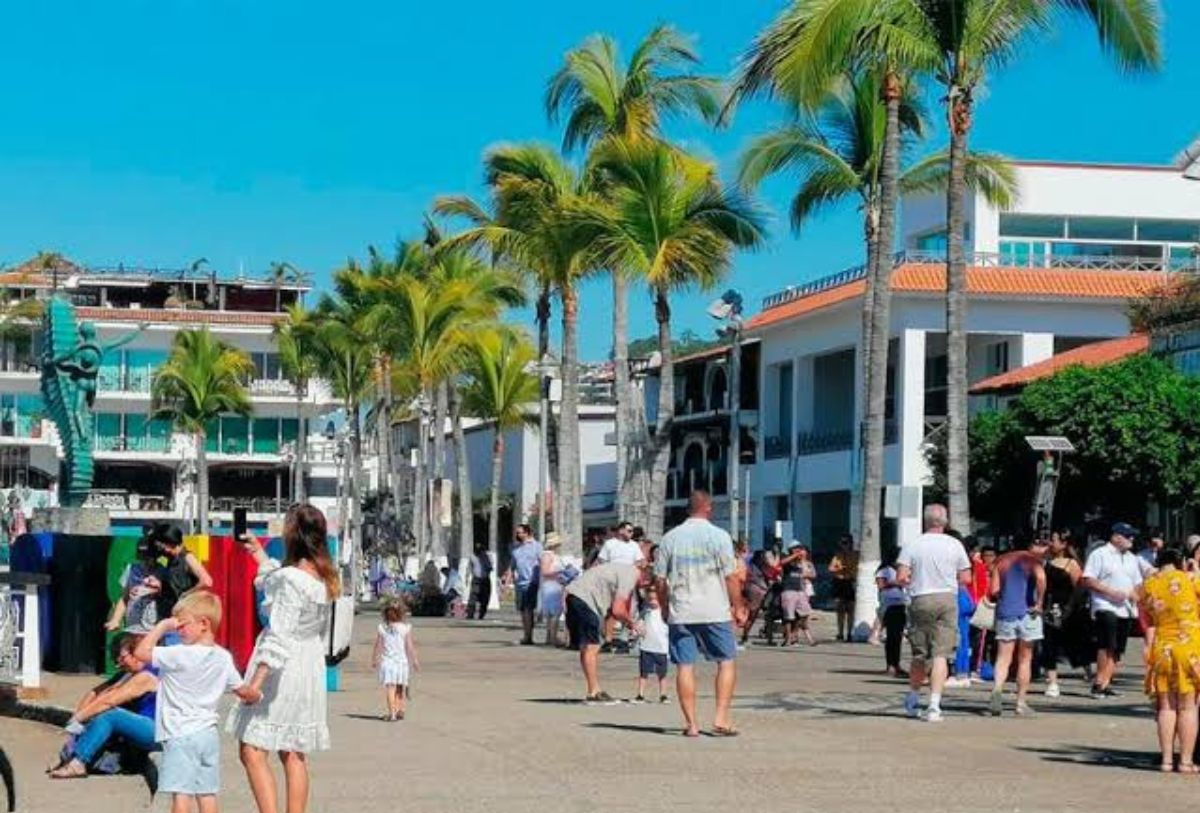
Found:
[1178,763,1198,775]
[710,725,740,738]
[49,761,87,779]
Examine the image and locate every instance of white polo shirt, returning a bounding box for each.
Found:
[1083,542,1149,618]
[597,537,644,567]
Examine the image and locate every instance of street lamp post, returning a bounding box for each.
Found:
[535,354,559,542]
[708,290,744,540]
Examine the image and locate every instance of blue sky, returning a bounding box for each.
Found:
[0,1,1196,359]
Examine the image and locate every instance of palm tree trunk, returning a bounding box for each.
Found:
[646,286,675,541]
[376,358,393,502]
[488,434,504,571]
[348,403,364,597]
[413,407,428,560]
[294,387,307,502]
[196,431,209,535]
[855,71,902,637]
[535,284,554,536]
[558,286,582,556]
[945,83,973,532]
[613,269,632,522]
[449,381,473,562]
[430,382,449,560]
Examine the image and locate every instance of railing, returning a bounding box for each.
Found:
[209,496,289,514]
[0,416,43,440]
[249,378,296,396]
[764,435,790,460]
[95,435,171,453]
[0,356,37,374]
[796,429,854,456]
[761,249,1188,311]
[82,490,173,511]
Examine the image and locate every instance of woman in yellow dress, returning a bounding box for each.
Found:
[1138,547,1200,773]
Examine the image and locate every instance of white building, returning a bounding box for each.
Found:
[0,257,345,536]
[744,155,1199,558]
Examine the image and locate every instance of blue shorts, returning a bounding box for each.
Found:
[639,650,669,678]
[159,727,221,796]
[668,622,737,666]
[515,581,539,612]
[995,613,1044,643]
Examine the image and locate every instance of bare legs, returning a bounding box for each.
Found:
[1095,648,1117,690]
[383,686,399,720]
[238,744,312,813]
[1156,693,1199,771]
[1158,694,1179,769]
[520,608,536,645]
[674,660,737,736]
[579,644,601,697]
[545,615,561,647]
[240,744,278,813]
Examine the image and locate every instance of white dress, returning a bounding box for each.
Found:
[377,622,411,686]
[227,561,331,753]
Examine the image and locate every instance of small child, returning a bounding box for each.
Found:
[134,591,259,813]
[371,600,420,721]
[634,589,670,704]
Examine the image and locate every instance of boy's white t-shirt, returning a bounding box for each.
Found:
[640,607,669,655]
[152,643,243,741]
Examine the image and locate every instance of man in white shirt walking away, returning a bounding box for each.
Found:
[654,491,747,738]
[1083,522,1151,698]
[897,503,971,722]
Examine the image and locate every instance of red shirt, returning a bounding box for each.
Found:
[969,560,989,604]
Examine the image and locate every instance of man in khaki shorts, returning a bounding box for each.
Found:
[897,504,971,722]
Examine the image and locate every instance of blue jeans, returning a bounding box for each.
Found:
[955,588,974,676]
[74,709,157,763]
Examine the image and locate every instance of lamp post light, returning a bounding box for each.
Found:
[708,290,745,540]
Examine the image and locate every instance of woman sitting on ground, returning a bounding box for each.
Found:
[1138,546,1200,774]
[50,633,159,779]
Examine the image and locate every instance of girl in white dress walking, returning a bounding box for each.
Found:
[230,505,339,813]
[371,601,420,720]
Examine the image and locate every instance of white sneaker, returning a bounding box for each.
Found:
[944,676,971,689]
[924,707,944,723]
[1044,682,1061,699]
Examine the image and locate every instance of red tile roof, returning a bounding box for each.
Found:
[969,334,1149,395]
[746,262,1170,331]
[76,307,283,327]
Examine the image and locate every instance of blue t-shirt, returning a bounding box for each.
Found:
[997,561,1037,621]
[511,541,542,589]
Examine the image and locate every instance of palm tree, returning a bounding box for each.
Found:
[461,328,539,571]
[547,25,722,530]
[581,141,766,538]
[151,329,253,534]
[436,144,595,554]
[274,303,319,503]
[267,261,306,312]
[311,291,374,576]
[908,0,1161,530]
[736,66,1016,611]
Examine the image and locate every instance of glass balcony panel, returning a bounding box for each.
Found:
[221,416,250,455]
[253,418,281,454]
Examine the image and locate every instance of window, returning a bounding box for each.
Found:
[986,342,1009,375]
[1067,216,1134,241]
[925,354,948,418]
[777,362,793,438]
[1139,219,1200,242]
[1170,245,1198,269]
[308,477,338,498]
[1050,242,1163,262]
[221,416,250,454]
[253,418,281,454]
[999,214,1066,238]
[999,241,1047,267]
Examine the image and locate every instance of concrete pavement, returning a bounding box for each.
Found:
[1,611,1190,812]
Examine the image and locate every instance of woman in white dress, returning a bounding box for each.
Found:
[539,533,566,647]
[231,505,339,813]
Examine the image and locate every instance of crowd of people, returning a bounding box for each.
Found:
[51,506,338,813]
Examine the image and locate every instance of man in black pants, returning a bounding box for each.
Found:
[467,541,493,620]
[876,562,908,677]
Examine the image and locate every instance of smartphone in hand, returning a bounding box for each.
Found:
[233,507,248,542]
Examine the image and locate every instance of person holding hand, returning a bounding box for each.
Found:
[228,505,339,813]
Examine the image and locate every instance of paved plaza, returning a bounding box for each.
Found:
[2,612,1191,812]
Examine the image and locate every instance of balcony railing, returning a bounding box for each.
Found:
[83,490,173,512]
[796,429,854,456]
[95,435,172,453]
[209,496,289,514]
[764,435,790,460]
[762,249,1186,311]
[0,356,38,374]
[248,378,296,396]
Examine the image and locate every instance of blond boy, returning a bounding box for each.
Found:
[134,591,259,813]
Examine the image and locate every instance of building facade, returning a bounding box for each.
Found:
[0,257,344,536]
[742,155,1200,559]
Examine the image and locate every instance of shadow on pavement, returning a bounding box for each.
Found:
[584,722,677,736]
[523,698,586,705]
[1016,744,1160,772]
[343,713,393,722]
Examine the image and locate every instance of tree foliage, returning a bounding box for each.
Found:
[929,354,1200,534]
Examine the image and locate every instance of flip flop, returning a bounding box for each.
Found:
[710,726,740,738]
